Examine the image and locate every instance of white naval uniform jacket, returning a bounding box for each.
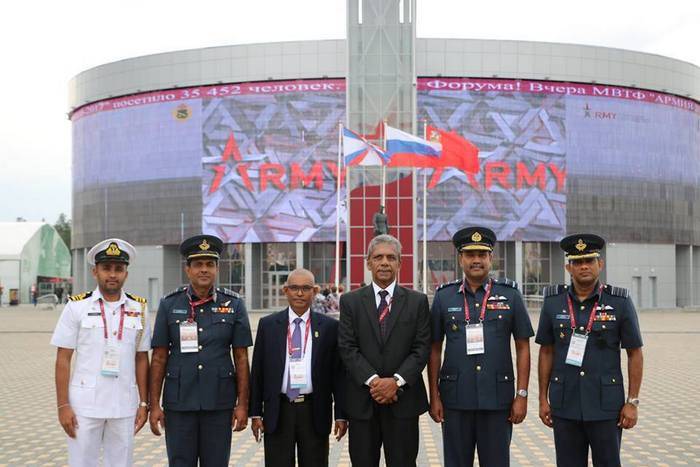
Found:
[51,288,152,419]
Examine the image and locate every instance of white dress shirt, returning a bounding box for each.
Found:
[366,281,405,387]
[281,307,314,395]
[50,288,151,418]
[372,280,397,308]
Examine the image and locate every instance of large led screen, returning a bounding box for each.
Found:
[72,78,700,245]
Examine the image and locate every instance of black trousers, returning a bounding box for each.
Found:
[264,396,328,467]
[164,409,232,467]
[553,416,622,467]
[348,405,419,467]
[442,408,512,467]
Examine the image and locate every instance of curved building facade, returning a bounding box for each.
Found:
[69,38,700,310]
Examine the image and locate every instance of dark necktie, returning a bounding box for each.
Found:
[378,290,390,337]
[286,317,303,400]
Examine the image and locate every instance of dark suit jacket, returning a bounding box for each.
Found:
[249,309,346,436]
[338,284,431,420]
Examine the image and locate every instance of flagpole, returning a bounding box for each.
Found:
[335,121,342,289]
[381,119,387,209]
[422,120,428,294]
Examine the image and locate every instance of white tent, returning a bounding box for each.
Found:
[0,222,71,304]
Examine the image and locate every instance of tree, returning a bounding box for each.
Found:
[54,213,71,249]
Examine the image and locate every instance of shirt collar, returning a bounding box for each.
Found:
[459,276,491,296]
[287,307,310,324]
[187,285,216,302]
[568,281,602,302]
[372,280,397,298]
[91,287,126,305]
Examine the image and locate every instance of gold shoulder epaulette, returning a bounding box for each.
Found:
[68,291,93,301]
[126,292,147,303]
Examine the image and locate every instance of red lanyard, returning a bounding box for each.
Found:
[98,299,126,341]
[378,295,393,323]
[566,284,604,334]
[287,317,312,357]
[461,279,492,324]
[187,291,214,322]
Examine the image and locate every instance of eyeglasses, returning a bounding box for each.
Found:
[286,285,314,293]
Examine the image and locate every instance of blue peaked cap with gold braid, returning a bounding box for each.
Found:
[180,234,223,261]
[452,226,496,252]
[560,233,605,261]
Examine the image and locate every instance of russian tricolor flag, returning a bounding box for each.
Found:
[385,125,441,168]
[342,128,388,166]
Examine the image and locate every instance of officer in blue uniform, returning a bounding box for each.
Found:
[428,227,534,467]
[536,234,644,467]
[148,234,253,466]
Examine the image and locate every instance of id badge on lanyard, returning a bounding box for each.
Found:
[100,300,124,377]
[565,333,588,367]
[466,324,485,355]
[564,285,603,367]
[462,279,491,356]
[101,344,121,376]
[288,318,311,389]
[289,359,308,389]
[180,321,199,353]
[180,292,212,353]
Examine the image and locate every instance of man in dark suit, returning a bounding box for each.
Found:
[250,268,347,467]
[338,234,431,467]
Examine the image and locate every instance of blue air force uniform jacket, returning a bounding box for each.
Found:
[431,277,534,411]
[535,283,643,421]
[151,286,253,411]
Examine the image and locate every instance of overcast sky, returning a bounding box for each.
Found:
[0,0,698,223]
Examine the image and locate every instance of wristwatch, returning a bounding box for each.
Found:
[516,389,528,398]
[139,401,150,409]
[393,376,405,395]
[626,397,640,407]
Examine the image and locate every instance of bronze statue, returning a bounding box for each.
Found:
[372,205,389,236]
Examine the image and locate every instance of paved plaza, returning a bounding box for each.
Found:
[0,304,699,466]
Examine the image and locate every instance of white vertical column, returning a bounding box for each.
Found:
[691,246,696,306]
[83,247,89,291]
[411,168,418,289]
[515,241,523,292]
[296,242,304,269]
[244,243,253,311]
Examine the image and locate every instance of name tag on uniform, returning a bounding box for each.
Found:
[447,307,462,312]
[289,358,308,389]
[466,323,485,355]
[101,344,120,377]
[180,321,199,353]
[566,332,588,367]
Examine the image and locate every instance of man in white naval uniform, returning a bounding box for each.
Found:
[51,238,151,467]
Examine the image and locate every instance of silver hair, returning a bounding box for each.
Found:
[366,234,402,259]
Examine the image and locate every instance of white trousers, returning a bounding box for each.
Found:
[66,415,135,467]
